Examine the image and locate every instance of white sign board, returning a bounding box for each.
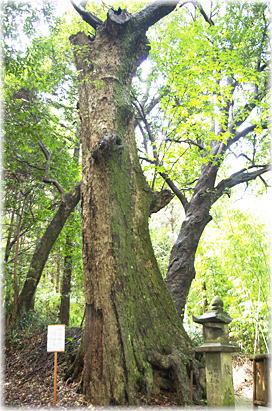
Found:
[47,324,65,352]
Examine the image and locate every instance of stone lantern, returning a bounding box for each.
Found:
[193,296,239,407]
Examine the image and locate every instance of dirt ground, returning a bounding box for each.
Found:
[4,327,87,408]
[3,327,255,408]
[233,356,254,407]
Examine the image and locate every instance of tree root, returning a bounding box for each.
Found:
[146,348,205,405]
[146,348,189,403]
[64,340,84,383]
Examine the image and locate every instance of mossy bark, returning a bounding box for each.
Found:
[70,14,194,406]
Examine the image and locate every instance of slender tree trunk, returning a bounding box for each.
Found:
[55,253,61,292]
[8,194,27,325]
[201,281,208,312]
[58,135,81,325]
[5,208,15,262]
[70,8,194,405]
[10,224,22,321]
[15,184,80,318]
[59,232,73,325]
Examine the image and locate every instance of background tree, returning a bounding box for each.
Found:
[136,1,270,316]
[3,1,82,324]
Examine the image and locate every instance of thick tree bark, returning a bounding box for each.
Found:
[70,4,194,406]
[15,184,80,317]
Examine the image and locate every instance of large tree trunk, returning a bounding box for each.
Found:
[70,7,194,406]
[15,184,80,318]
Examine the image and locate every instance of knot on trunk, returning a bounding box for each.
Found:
[92,134,123,161]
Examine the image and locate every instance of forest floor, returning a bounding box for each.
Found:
[3,327,254,408]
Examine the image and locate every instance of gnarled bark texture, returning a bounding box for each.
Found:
[70,4,194,406]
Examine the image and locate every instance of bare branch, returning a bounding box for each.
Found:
[194,1,215,25]
[227,124,257,148]
[38,141,65,199]
[259,175,269,188]
[38,141,50,160]
[136,120,148,153]
[139,156,189,210]
[159,171,189,210]
[71,0,103,29]
[139,156,155,165]
[228,149,252,164]
[231,87,267,130]
[145,95,161,115]
[214,164,270,202]
[213,122,266,160]
[166,138,206,152]
[133,99,159,161]
[135,88,192,209]
[179,1,215,25]
[14,158,45,172]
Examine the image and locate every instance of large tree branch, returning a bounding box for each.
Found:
[214,164,270,203]
[132,0,179,32]
[70,0,103,29]
[212,123,263,161]
[227,124,258,148]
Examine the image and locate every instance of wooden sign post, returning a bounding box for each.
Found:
[47,324,65,407]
